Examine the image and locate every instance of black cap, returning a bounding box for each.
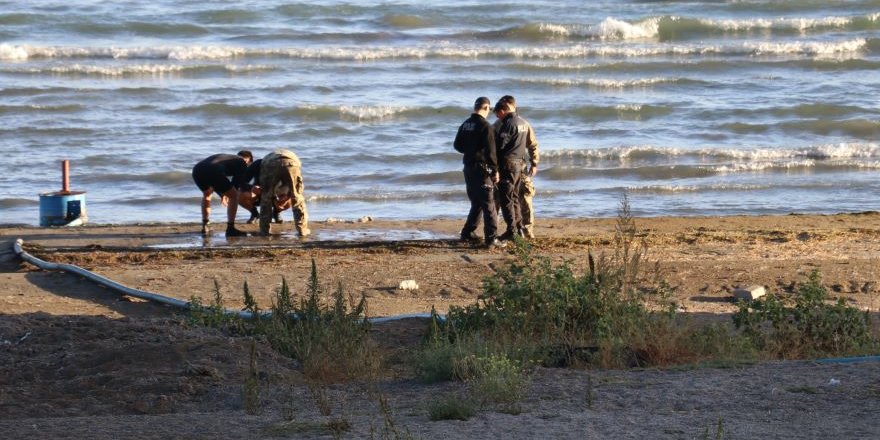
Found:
[474,96,491,110]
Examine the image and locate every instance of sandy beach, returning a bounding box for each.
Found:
[2,214,879,438]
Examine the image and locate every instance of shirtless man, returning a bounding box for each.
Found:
[191,150,252,237]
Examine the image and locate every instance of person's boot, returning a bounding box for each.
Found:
[485,238,506,249]
[225,222,247,237]
[459,230,480,242]
[273,208,283,224]
[498,230,515,241]
[201,219,210,236]
[246,208,259,224]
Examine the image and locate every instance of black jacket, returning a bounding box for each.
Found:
[496,112,529,162]
[453,113,497,172]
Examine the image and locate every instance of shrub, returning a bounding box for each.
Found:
[189,280,237,329]
[261,260,379,382]
[440,196,670,368]
[733,270,875,358]
[190,260,379,383]
[427,394,477,421]
[414,338,459,384]
[456,354,529,412]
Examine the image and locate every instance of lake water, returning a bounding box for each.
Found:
[2,0,880,225]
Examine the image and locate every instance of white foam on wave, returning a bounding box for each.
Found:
[588,13,880,40]
[537,23,572,36]
[42,64,188,75]
[0,37,868,62]
[520,77,679,88]
[628,183,772,194]
[0,43,29,61]
[712,160,815,173]
[8,63,273,76]
[701,12,880,32]
[338,105,410,121]
[748,38,867,55]
[541,143,880,161]
[595,17,660,40]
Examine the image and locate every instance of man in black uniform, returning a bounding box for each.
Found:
[453,97,503,248]
[191,150,252,237]
[494,99,530,240]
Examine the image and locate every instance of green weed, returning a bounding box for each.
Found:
[734,270,876,358]
[427,394,477,421]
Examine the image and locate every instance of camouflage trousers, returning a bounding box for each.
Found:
[259,157,308,235]
[493,173,536,236]
[521,174,535,236]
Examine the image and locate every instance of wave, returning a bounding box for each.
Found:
[782,119,880,138]
[0,198,39,208]
[80,154,136,167]
[190,9,262,24]
[622,182,839,195]
[654,14,880,41]
[0,104,85,114]
[0,86,78,97]
[0,127,95,137]
[382,13,432,29]
[306,190,464,203]
[719,119,880,138]
[517,76,705,89]
[392,170,462,185]
[116,196,202,206]
[0,63,277,77]
[727,0,880,14]
[540,143,880,163]
[540,159,880,181]
[169,101,674,123]
[60,20,209,38]
[483,13,880,42]
[0,13,44,25]
[525,104,674,121]
[2,38,871,61]
[509,57,880,75]
[705,103,878,120]
[172,103,456,121]
[80,171,193,186]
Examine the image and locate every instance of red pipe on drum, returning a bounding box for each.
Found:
[62,160,70,194]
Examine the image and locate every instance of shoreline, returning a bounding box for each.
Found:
[3,211,880,318]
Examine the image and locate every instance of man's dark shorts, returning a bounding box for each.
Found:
[192,163,233,194]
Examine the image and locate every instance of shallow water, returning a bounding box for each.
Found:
[2,1,880,225]
[145,228,449,249]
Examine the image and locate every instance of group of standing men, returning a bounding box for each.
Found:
[191,96,537,246]
[454,95,539,248]
[191,149,310,238]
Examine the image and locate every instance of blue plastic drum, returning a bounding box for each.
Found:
[39,191,88,226]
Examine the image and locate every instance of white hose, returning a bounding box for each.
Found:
[13,238,440,323]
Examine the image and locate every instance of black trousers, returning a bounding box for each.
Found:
[461,165,498,242]
[498,159,524,234]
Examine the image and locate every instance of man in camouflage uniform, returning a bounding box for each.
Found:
[258,149,309,237]
[493,95,539,238]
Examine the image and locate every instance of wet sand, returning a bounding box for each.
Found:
[2,214,880,438]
